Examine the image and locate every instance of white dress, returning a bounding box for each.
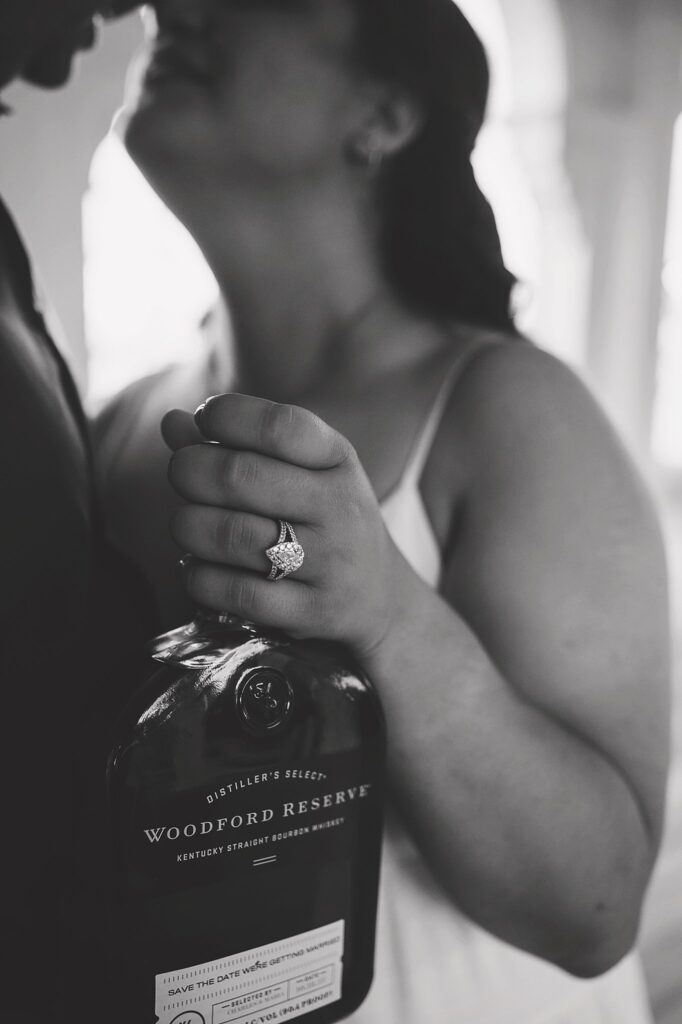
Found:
[95,325,655,1024]
[355,343,655,1024]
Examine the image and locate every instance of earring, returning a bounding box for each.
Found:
[366,138,384,172]
[355,135,384,172]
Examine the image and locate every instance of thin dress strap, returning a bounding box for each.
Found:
[401,335,497,489]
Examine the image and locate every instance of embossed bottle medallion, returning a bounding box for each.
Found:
[235,667,294,734]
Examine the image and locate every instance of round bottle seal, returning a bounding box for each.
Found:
[235,667,294,735]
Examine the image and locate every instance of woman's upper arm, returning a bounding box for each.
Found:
[443,342,671,844]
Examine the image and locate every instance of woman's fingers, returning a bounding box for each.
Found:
[169,444,323,522]
[164,394,392,653]
[196,393,354,470]
[181,559,315,634]
[171,504,314,579]
[162,409,204,452]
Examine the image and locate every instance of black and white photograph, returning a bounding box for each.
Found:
[1,1,681,1022]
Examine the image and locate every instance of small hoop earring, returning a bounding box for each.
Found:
[353,136,383,172]
[364,139,384,172]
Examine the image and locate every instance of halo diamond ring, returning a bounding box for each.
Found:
[266,521,305,582]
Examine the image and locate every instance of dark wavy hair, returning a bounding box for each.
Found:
[350,0,516,332]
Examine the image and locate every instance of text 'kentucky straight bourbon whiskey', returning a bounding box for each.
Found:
[107,612,386,1024]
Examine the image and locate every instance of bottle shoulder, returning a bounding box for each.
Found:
[110,623,385,786]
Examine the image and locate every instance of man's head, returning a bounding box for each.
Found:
[0,0,138,93]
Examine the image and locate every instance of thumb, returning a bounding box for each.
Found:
[161,408,204,451]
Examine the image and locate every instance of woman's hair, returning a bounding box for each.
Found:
[351,0,516,332]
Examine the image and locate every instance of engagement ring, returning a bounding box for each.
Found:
[266,521,305,582]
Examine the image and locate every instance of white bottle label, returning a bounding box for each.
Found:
[155,920,345,1024]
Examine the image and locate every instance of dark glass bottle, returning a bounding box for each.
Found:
[107,612,385,1024]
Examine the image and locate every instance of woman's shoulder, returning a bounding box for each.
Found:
[93,367,173,486]
[94,364,174,429]
[424,331,659,552]
[91,359,211,629]
[446,333,631,474]
[93,357,214,484]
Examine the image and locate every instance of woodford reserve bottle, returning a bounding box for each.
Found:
[107,611,385,1024]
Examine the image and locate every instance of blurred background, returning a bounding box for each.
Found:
[0,2,680,1019]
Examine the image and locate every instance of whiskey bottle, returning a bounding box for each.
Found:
[107,611,386,1024]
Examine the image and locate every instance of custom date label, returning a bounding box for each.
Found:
[155,920,344,1024]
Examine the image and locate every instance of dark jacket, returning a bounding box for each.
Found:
[0,195,155,1021]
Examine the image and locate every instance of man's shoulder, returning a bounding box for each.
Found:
[0,313,88,471]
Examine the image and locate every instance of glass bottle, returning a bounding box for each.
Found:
[107,611,386,1024]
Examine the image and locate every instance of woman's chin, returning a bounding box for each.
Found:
[124,65,208,154]
[122,91,209,206]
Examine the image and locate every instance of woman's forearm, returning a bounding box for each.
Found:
[362,554,656,977]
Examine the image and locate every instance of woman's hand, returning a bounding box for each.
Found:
[163,393,399,658]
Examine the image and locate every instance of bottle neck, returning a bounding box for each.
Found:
[148,609,260,668]
[193,609,257,631]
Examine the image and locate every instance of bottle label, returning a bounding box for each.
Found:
[125,751,380,889]
[155,919,344,1024]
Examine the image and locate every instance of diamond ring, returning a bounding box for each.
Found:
[266,521,305,582]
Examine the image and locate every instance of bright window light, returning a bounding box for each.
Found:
[83,131,218,410]
[652,115,682,470]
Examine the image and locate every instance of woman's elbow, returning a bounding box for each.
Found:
[547,899,643,979]
[552,809,659,978]
[560,930,638,979]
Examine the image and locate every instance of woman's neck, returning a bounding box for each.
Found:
[175,177,437,402]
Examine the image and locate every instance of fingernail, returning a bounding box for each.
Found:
[194,395,219,430]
